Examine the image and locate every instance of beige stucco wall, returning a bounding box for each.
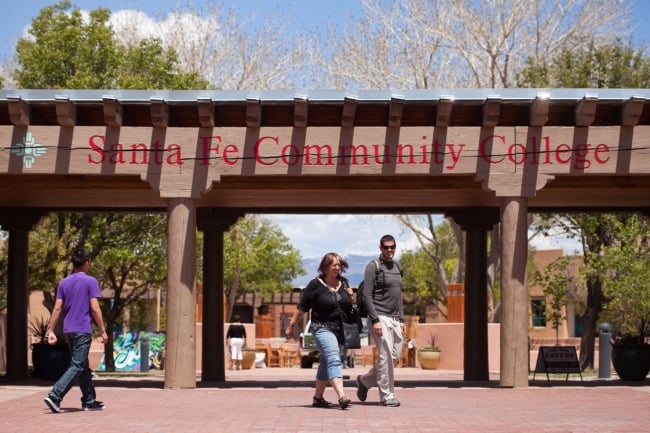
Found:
[415,323,501,371]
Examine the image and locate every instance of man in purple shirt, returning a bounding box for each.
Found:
[44,248,109,413]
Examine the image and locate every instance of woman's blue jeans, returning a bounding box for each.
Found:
[313,327,343,381]
[48,333,97,405]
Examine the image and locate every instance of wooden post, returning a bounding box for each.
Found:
[164,198,197,389]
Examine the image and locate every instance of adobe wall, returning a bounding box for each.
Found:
[415,323,501,371]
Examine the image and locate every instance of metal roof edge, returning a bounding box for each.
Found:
[2,88,649,103]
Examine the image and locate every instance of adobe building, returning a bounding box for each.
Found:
[1,89,650,389]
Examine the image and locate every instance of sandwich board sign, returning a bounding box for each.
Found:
[533,346,583,381]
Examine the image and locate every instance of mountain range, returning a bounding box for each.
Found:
[292,254,377,288]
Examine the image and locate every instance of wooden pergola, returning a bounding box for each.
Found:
[1,88,650,388]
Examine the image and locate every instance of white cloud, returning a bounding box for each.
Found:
[268,214,584,260]
[529,232,583,255]
[267,214,420,260]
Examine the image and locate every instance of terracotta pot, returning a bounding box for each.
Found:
[417,350,441,369]
[241,350,256,370]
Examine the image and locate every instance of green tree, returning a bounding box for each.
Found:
[598,215,650,341]
[10,0,208,371]
[23,213,168,371]
[13,1,208,89]
[530,256,583,345]
[223,215,304,320]
[516,41,650,88]
[398,218,459,320]
[519,41,650,369]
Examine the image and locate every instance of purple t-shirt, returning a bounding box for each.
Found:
[56,272,101,334]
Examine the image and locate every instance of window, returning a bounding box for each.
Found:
[531,299,546,327]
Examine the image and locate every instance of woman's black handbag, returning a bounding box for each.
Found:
[342,321,361,349]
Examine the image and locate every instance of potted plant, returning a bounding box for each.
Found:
[599,222,650,381]
[416,334,441,369]
[29,315,71,380]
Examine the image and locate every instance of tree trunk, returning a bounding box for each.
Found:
[103,316,115,372]
[579,278,604,370]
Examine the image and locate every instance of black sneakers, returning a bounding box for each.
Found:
[44,396,63,414]
[82,401,106,411]
[356,375,368,402]
[312,396,333,408]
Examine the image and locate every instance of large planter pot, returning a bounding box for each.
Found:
[32,343,71,380]
[612,344,650,381]
[417,350,441,370]
[241,350,256,370]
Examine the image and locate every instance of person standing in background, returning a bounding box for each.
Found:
[356,234,405,407]
[226,314,247,370]
[44,248,109,413]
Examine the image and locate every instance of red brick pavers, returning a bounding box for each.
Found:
[1,368,649,433]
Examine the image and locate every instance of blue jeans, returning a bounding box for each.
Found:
[48,333,97,406]
[313,327,343,381]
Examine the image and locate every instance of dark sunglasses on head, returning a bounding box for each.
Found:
[381,244,396,250]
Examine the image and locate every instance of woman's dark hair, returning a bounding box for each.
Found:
[317,252,348,277]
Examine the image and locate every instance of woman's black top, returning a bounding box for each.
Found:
[226,323,246,339]
[297,276,354,324]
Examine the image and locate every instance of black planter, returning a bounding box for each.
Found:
[611,343,650,381]
[32,343,71,381]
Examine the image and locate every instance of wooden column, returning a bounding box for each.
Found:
[448,208,499,381]
[499,197,530,388]
[0,210,44,380]
[164,199,197,388]
[196,209,243,382]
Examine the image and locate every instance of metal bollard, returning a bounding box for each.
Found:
[140,335,150,372]
[598,323,612,379]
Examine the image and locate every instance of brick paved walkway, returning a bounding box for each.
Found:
[1,367,649,432]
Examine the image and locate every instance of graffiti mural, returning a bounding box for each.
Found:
[98,331,165,371]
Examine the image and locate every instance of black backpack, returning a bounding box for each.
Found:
[357,259,401,318]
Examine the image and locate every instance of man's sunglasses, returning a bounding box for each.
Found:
[381,245,396,250]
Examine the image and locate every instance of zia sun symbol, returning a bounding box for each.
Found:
[10,132,47,168]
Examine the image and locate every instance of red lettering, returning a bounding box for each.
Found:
[372,144,390,164]
[555,144,571,165]
[304,144,335,165]
[594,143,610,164]
[223,144,238,166]
[130,143,149,164]
[166,144,182,165]
[110,143,125,164]
[88,135,105,164]
[508,143,526,164]
[397,144,416,164]
[83,133,614,171]
[200,136,222,166]
[480,135,505,163]
[255,136,278,166]
[150,141,164,165]
[282,144,301,166]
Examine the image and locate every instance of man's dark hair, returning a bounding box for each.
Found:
[71,248,91,268]
[379,234,396,246]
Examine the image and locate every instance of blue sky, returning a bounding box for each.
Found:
[3,1,650,60]
[0,0,362,60]
[0,0,641,259]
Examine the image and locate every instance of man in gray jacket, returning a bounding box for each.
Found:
[356,234,404,407]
